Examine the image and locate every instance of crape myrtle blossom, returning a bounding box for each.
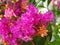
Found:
[4,1,22,18]
[0,18,10,35]
[13,0,28,16]
[4,0,28,18]
[0,18,17,45]
[4,7,17,18]
[0,4,41,43]
[11,4,54,42]
[26,4,38,13]
[11,4,41,42]
[21,4,42,25]
[13,1,22,16]
[11,20,35,42]
[21,12,42,25]
[0,3,54,45]
[51,0,56,4]
[58,0,60,9]
[42,11,54,24]
[51,0,60,7]
[1,0,11,3]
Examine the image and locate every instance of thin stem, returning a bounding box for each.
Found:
[31,40,35,45]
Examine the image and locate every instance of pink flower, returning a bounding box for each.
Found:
[1,0,11,3]
[0,3,55,45]
[4,7,16,18]
[0,18,16,45]
[21,4,42,25]
[11,20,35,42]
[42,11,54,24]
[0,18,10,35]
[27,4,38,13]
[51,0,56,4]
[22,36,32,42]
[58,0,60,9]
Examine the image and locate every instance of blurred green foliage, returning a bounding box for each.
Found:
[48,24,60,45]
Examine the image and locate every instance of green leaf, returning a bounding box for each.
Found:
[33,36,46,45]
[49,40,60,45]
[29,0,36,5]
[42,0,46,2]
[23,41,32,45]
[44,36,50,45]
[53,24,60,40]
[47,23,52,41]
[47,0,51,5]
[57,10,60,15]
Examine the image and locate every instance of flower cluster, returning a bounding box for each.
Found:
[0,0,54,45]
